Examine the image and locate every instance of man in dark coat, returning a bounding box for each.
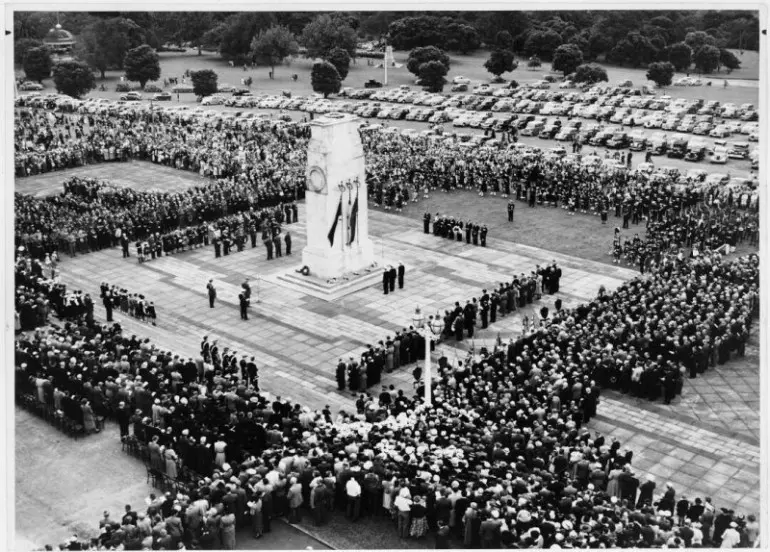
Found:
[507,201,515,222]
[273,234,282,257]
[116,400,131,440]
[480,225,488,247]
[265,237,273,260]
[239,292,249,321]
[336,359,346,391]
[423,212,431,233]
[382,268,390,295]
[388,266,397,293]
[207,279,217,308]
[397,263,405,289]
[284,231,292,256]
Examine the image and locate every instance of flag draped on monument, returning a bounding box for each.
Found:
[348,193,359,245]
[328,196,343,246]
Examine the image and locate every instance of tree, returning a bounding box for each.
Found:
[123,44,160,89]
[444,22,481,54]
[484,49,517,81]
[668,42,693,71]
[524,29,563,59]
[250,25,299,76]
[23,47,53,83]
[685,30,717,51]
[572,63,608,85]
[527,55,541,68]
[52,60,96,98]
[218,13,276,63]
[552,43,583,76]
[646,61,675,87]
[719,48,741,71]
[418,60,449,93]
[326,47,351,81]
[14,38,43,65]
[190,69,218,97]
[175,12,214,55]
[608,31,658,67]
[495,30,514,50]
[406,46,450,77]
[75,17,146,79]
[301,14,358,59]
[388,15,447,50]
[310,61,341,98]
[694,44,720,74]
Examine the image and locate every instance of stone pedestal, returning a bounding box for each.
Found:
[301,113,374,279]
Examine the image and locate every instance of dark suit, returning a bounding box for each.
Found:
[397,264,405,289]
[207,283,216,308]
[285,234,292,255]
[388,267,397,292]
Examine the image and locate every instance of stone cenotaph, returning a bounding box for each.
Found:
[301,113,374,279]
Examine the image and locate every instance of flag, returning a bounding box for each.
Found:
[328,196,343,246]
[348,193,359,245]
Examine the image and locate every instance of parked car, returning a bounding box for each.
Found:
[153,92,172,101]
[452,76,471,85]
[709,145,729,164]
[364,79,383,88]
[667,137,688,158]
[685,139,707,161]
[728,142,750,159]
[709,125,731,138]
[606,131,630,149]
[521,119,546,136]
[20,81,44,91]
[120,92,143,101]
[628,131,647,151]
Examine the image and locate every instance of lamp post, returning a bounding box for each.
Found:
[412,306,443,407]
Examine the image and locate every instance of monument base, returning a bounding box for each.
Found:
[262,260,388,302]
[301,239,375,280]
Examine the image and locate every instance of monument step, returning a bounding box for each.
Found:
[265,265,386,302]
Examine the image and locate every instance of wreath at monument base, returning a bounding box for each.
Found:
[297,265,311,276]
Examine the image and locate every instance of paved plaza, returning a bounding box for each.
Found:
[15,167,761,547]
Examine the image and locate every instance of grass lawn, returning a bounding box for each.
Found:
[19,47,758,108]
[376,188,758,266]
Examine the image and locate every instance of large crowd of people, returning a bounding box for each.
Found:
[14,99,761,550]
[16,245,759,549]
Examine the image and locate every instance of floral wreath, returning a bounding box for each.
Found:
[299,265,310,276]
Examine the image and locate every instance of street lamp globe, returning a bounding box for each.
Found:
[428,313,444,335]
[412,306,426,329]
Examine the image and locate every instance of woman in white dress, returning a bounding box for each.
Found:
[214,436,227,468]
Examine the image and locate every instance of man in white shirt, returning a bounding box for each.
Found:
[345,475,362,522]
[720,522,741,549]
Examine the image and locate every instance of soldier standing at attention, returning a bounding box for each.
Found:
[423,212,431,234]
[239,292,249,320]
[207,279,217,308]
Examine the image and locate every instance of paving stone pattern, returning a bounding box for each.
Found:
[48,202,761,519]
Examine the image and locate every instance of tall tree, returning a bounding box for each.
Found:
[301,14,358,59]
[495,30,514,50]
[250,25,299,76]
[685,30,717,51]
[218,13,276,63]
[177,12,214,55]
[123,44,161,89]
[406,46,450,77]
[693,44,720,73]
[552,43,584,75]
[14,38,43,65]
[53,60,96,98]
[524,29,563,59]
[310,61,341,98]
[444,21,481,54]
[668,42,693,71]
[719,48,741,72]
[326,47,351,81]
[190,69,218,97]
[76,17,146,79]
[418,60,449,92]
[484,49,517,81]
[646,61,675,87]
[23,47,53,82]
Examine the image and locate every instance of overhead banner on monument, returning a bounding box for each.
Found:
[348,193,359,245]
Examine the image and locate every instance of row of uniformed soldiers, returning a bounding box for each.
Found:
[424,213,488,246]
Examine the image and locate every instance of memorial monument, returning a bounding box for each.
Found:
[302,113,374,279]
